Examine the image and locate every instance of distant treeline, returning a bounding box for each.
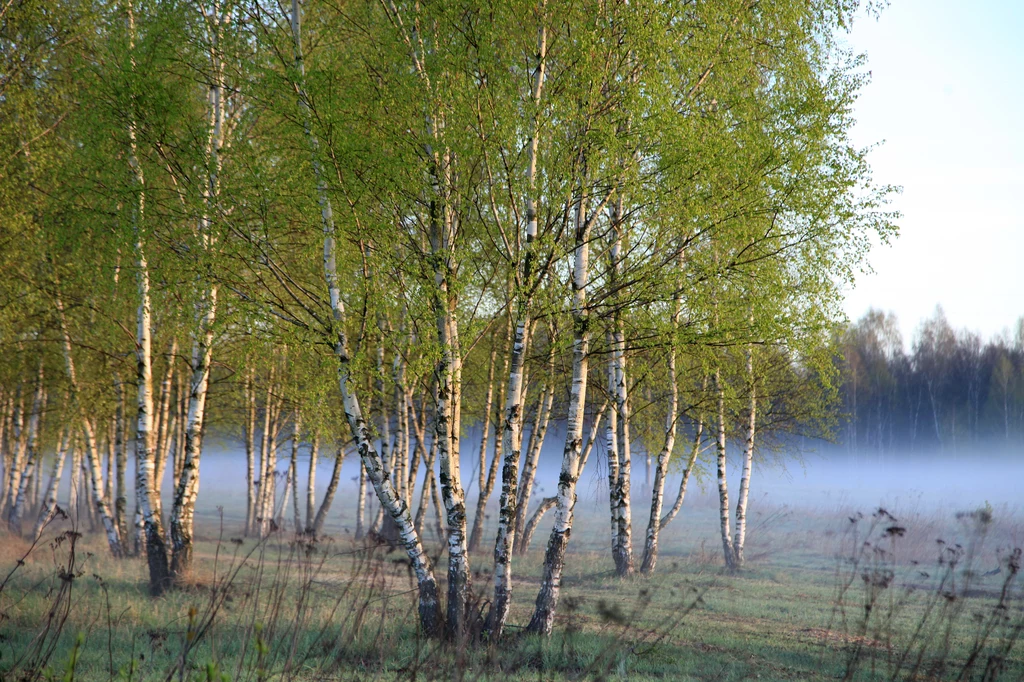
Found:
[838,308,1024,452]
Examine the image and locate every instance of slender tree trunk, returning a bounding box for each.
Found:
[640,260,683,574]
[428,471,446,544]
[173,372,186,488]
[392,355,409,507]
[168,0,224,579]
[104,433,114,512]
[153,339,177,521]
[55,286,122,556]
[715,368,736,570]
[526,187,592,636]
[68,437,81,522]
[609,208,633,577]
[290,0,441,635]
[256,368,275,535]
[660,410,704,531]
[33,428,71,538]
[277,454,293,528]
[487,12,549,638]
[0,393,10,515]
[290,413,302,534]
[169,283,218,579]
[126,113,172,585]
[8,363,45,534]
[406,397,427,508]
[134,245,171,591]
[113,379,128,547]
[514,378,553,554]
[310,443,344,538]
[576,400,608,478]
[518,496,556,555]
[244,366,256,535]
[3,392,25,517]
[355,462,367,539]
[415,434,439,536]
[467,341,497,552]
[305,433,318,532]
[605,353,620,565]
[733,345,756,569]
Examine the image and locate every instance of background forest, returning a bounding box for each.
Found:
[839,308,1024,453]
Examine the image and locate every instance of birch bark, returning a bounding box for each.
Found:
[513,378,553,554]
[7,363,44,534]
[488,15,548,638]
[733,345,756,568]
[518,496,556,554]
[305,433,318,532]
[55,287,122,556]
[153,339,177,520]
[290,0,441,635]
[114,380,128,544]
[289,413,302,533]
[715,367,736,570]
[660,411,704,531]
[310,443,345,538]
[168,0,224,579]
[466,339,493,552]
[33,428,71,538]
[608,207,633,577]
[525,186,592,636]
[640,256,683,574]
[244,367,256,535]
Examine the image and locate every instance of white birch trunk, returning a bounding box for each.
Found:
[169,282,218,578]
[310,442,345,538]
[640,260,683,574]
[715,367,736,570]
[605,338,621,566]
[68,436,81,522]
[291,0,441,635]
[55,287,122,556]
[3,392,25,516]
[153,339,177,521]
[468,338,500,552]
[609,214,633,577]
[733,345,756,569]
[414,433,438,536]
[244,367,256,535]
[305,433,318,532]
[168,0,224,578]
[289,413,302,533]
[518,496,556,554]
[526,187,591,636]
[487,15,548,639]
[573,401,607,479]
[33,428,71,538]
[660,412,704,531]
[514,380,553,554]
[113,379,128,546]
[256,369,275,535]
[355,462,367,539]
[133,217,171,592]
[8,364,45,534]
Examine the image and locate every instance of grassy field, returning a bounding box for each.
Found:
[2,495,1023,681]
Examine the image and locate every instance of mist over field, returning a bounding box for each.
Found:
[149,424,1023,545]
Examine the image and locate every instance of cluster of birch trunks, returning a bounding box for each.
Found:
[0,0,893,642]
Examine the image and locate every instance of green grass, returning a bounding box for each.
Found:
[2,499,1023,681]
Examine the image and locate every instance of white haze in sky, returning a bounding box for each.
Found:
[841,0,1024,343]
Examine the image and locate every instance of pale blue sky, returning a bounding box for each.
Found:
[841,0,1024,345]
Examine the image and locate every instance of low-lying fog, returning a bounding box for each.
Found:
[65,421,1023,537]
